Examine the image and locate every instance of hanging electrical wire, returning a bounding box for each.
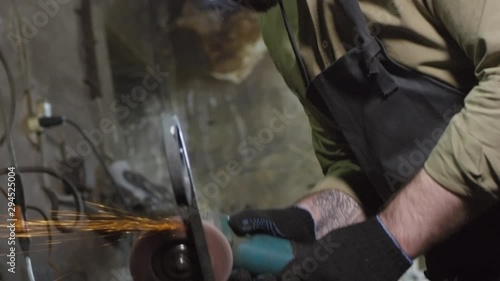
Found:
[0,43,36,281]
[0,186,7,199]
[9,0,34,116]
[37,116,131,210]
[0,45,16,146]
[0,166,85,231]
[0,4,128,279]
[65,119,129,206]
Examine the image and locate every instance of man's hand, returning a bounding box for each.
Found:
[228,169,489,281]
[229,216,413,281]
[296,189,366,238]
[229,189,366,243]
[279,217,412,281]
[281,169,485,281]
[228,189,366,280]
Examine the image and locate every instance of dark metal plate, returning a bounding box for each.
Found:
[161,114,215,281]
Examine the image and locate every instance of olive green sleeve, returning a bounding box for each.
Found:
[305,102,382,213]
[305,102,362,199]
[424,0,500,201]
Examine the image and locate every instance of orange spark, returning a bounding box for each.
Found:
[0,202,181,239]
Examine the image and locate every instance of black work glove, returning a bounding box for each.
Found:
[228,207,315,281]
[230,209,412,281]
[228,207,316,243]
[278,217,412,281]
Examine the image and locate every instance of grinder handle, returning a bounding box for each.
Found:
[219,216,295,275]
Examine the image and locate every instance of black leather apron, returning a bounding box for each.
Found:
[300,0,466,201]
[277,0,500,280]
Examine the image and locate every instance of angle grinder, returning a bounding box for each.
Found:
[129,115,296,281]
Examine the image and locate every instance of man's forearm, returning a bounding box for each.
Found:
[380,169,482,258]
[298,189,366,238]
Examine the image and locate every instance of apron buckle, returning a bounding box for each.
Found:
[363,39,398,96]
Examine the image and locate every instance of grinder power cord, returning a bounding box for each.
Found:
[34,115,131,210]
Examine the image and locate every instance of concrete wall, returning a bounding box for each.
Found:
[0,0,322,280]
[0,0,130,280]
[167,3,322,213]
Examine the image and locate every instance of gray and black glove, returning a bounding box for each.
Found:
[278,217,412,281]
[230,209,412,281]
[228,207,316,243]
[228,207,315,281]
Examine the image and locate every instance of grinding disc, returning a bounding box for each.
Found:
[130,218,233,281]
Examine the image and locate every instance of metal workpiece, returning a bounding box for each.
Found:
[130,115,228,281]
[163,114,216,281]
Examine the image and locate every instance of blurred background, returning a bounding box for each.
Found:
[0,1,323,280]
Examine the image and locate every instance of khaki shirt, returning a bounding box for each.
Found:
[260,0,500,207]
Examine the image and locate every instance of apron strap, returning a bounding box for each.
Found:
[338,0,398,96]
[364,39,399,96]
[338,0,372,45]
[278,0,311,88]
[277,0,398,96]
